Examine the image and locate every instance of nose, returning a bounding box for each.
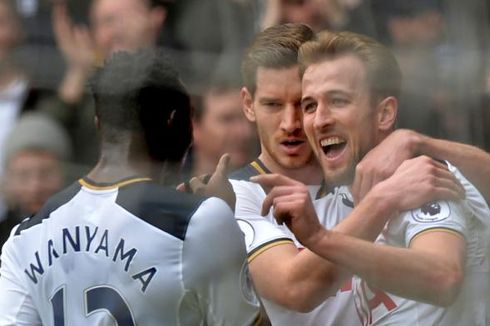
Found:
[313,102,334,131]
[280,104,302,134]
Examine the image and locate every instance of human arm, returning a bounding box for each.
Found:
[300,212,465,306]
[0,230,42,325]
[181,198,260,325]
[353,129,490,204]
[248,156,464,311]
[52,0,96,104]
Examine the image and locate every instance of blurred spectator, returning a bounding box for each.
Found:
[442,0,488,147]
[14,0,66,88]
[192,84,258,176]
[0,0,52,215]
[258,0,377,37]
[384,0,487,146]
[37,0,168,177]
[384,0,448,139]
[0,113,70,247]
[170,0,255,91]
[0,0,35,168]
[185,80,258,179]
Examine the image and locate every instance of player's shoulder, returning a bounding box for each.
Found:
[116,181,208,240]
[447,161,490,213]
[229,159,270,181]
[15,181,82,236]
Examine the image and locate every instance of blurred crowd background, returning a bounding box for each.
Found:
[0,0,489,244]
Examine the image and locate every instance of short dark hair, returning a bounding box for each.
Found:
[90,50,192,163]
[241,23,314,95]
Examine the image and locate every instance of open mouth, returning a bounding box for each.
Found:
[282,139,304,147]
[320,136,347,159]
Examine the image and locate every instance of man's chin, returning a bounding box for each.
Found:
[278,155,313,170]
[323,168,355,187]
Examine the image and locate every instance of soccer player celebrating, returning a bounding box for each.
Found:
[257,30,490,324]
[0,50,259,325]
[225,23,474,325]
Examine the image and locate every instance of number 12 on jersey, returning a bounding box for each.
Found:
[50,285,136,325]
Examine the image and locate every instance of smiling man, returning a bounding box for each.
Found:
[258,30,490,324]
[228,24,468,325]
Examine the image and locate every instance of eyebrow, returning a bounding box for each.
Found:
[258,97,281,103]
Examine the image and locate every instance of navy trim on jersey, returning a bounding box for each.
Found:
[229,159,271,181]
[14,182,82,236]
[116,182,205,241]
[231,159,328,199]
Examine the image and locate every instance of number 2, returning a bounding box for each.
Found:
[50,286,136,325]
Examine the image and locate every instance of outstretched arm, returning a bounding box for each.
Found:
[353,129,490,204]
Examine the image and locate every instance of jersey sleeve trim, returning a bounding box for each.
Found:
[252,311,263,326]
[408,227,465,247]
[248,238,294,263]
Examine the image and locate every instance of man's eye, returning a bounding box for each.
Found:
[331,98,349,106]
[302,102,317,113]
[264,102,281,108]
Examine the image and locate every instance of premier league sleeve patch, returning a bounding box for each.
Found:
[411,201,451,223]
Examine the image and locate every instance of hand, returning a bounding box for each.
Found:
[261,0,283,30]
[176,154,236,210]
[352,129,421,204]
[53,0,96,72]
[250,174,324,247]
[367,155,465,214]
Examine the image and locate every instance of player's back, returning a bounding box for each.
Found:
[0,177,259,325]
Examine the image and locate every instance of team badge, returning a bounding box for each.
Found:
[237,219,255,249]
[340,193,354,208]
[411,201,451,223]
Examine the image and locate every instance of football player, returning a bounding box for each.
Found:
[257,30,490,324]
[0,50,260,325]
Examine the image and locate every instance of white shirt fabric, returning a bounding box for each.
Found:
[230,160,359,326]
[0,177,260,325]
[350,162,490,325]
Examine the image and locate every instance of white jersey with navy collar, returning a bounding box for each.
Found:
[0,177,260,325]
[230,159,358,326]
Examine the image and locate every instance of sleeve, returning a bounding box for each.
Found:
[447,162,490,225]
[181,197,260,326]
[387,199,468,248]
[0,228,42,325]
[231,179,294,260]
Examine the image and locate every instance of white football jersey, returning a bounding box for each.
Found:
[230,159,358,326]
[0,177,260,325]
[351,162,490,325]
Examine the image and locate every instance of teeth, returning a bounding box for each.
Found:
[321,137,344,147]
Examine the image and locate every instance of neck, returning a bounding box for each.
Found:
[86,135,156,183]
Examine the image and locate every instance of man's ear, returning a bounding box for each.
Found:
[241,87,256,122]
[376,96,397,131]
[150,6,167,31]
